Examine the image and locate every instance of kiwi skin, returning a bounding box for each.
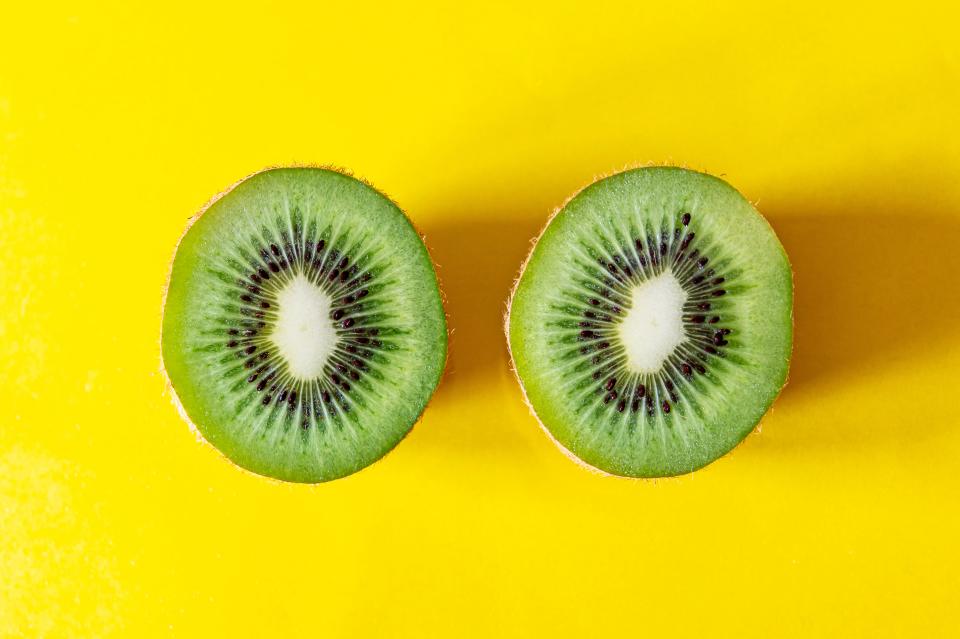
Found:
[504,166,793,479]
[160,164,449,482]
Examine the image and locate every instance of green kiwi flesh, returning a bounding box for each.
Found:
[508,167,792,477]
[162,168,447,483]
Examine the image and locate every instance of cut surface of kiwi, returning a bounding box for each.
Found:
[507,167,792,477]
[162,168,446,483]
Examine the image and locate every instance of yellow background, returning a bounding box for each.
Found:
[2,2,959,636]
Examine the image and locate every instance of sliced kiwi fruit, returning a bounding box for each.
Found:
[162,168,447,483]
[507,167,792,477]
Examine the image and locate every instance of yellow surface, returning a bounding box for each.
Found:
[2,2,959,636]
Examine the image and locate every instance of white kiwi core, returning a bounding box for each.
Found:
[270,274,339,379]
[617,270,688,374]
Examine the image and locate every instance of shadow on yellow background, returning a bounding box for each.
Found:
[772,212,960,398]
[423,214,543,386]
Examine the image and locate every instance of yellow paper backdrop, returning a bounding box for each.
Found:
[2,2,959,637]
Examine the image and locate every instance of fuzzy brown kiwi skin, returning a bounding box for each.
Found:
[502,165,795,480]
[159,164,450,484]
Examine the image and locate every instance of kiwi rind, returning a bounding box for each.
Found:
[506,167,793,478]
[161,167,447,483]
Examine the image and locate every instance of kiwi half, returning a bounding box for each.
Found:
[507,167,792,477]
[162,168,447,483]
